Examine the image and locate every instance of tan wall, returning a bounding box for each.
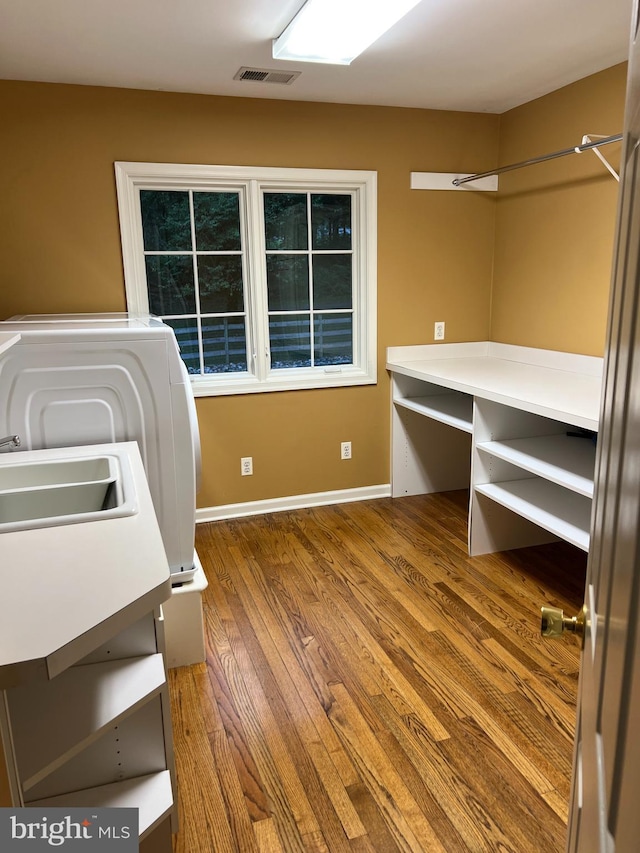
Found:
[491,63,628,356]
[0,81,498,507]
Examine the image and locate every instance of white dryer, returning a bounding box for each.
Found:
[0,313,201,585]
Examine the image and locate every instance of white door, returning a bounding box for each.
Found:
[564,2,640,850]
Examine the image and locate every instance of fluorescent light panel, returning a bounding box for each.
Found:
[272,0,423,65]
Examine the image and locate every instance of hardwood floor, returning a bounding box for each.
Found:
[169,492,586,852]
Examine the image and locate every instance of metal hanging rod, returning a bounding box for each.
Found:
[452,133,623,186]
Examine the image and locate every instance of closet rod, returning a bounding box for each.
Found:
[452,133,623,186]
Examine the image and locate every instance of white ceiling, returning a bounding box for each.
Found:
[0,0,633,113]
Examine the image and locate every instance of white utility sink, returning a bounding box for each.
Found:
[0,448,138,533]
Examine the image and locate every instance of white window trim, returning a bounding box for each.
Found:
[114,161,377,396]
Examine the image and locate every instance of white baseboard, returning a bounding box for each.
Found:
[196,484,391,523]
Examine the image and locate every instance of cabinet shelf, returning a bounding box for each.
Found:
[394,394,473,433]
[476,434,595,497]
[475,479,592,551]
[28,770,173,840]
[9,654,166,792]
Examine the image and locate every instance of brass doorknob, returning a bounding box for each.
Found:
[540,605,586,643]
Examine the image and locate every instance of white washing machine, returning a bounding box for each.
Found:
[0,313,201,586]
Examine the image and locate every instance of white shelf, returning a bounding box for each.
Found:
[476,434,596,497]
[10,654,166,791]
[475,479,592,551]
[394,393,473,433]
[28,770,174,840]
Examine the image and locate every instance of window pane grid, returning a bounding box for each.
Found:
[141,188,250,376]
[159,314,250,375]
[264,191,353,371]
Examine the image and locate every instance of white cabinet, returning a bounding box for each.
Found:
[0,443,176,848]
[388,343,602,556]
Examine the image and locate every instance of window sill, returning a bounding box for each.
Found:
[190,367,377,397]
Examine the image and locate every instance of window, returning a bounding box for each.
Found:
[115,163,377,396]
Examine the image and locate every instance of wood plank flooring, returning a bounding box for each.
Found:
[169,491,586,852]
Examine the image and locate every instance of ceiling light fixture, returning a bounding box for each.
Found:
[272,0,423,65]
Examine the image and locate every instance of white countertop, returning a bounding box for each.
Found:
[0,442,171,688]
[387,342,603,431]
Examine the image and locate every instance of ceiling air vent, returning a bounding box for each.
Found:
[234,67,301,85]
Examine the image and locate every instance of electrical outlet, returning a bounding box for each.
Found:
[241,456,253,476]
[341,441,352,460]
[434,321,445,341]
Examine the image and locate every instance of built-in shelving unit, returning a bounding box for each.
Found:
[391,370,474,497]
[1,612,175,844]
[0,443,176,849]
[387,342,602,556]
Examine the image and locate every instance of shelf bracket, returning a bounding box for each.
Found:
[579,135,620,182]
